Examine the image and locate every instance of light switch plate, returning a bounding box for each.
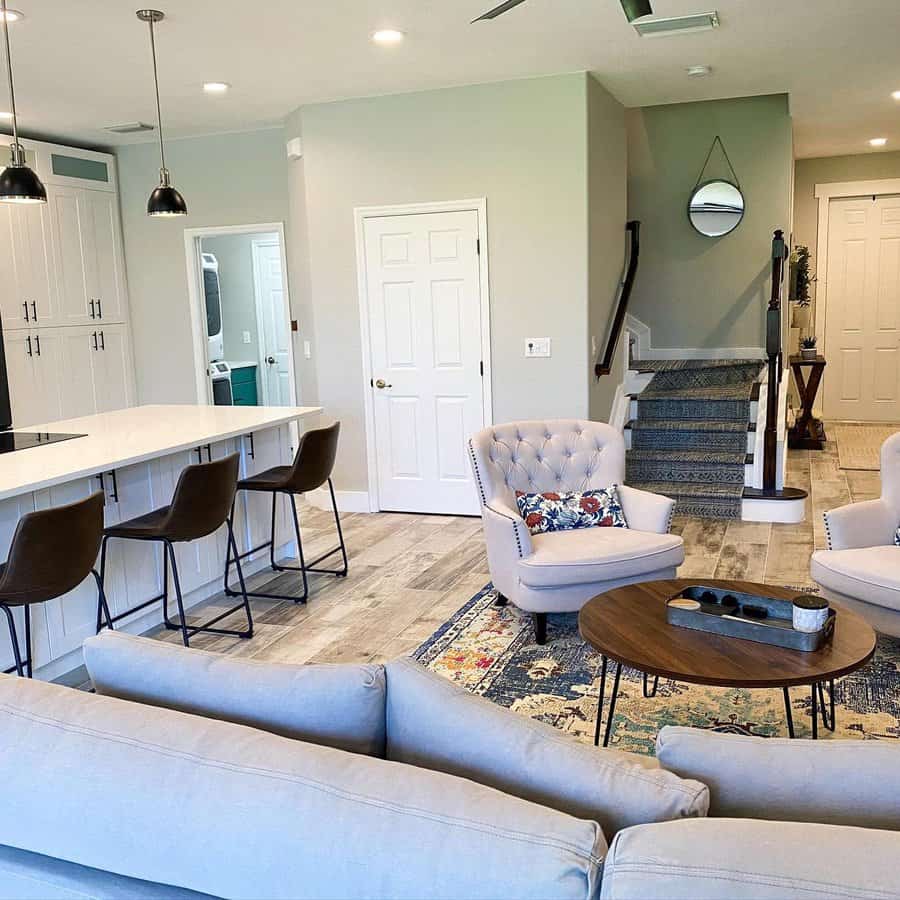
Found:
[303,340,312,359]
[242,331,251,344]
[525,338,551,358]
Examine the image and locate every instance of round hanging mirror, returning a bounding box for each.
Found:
[688,179,745,237]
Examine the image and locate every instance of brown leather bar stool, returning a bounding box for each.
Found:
[0,492,110,678]
[97,453,252,648]
[224,421,347,604]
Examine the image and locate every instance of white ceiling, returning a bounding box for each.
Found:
[4,0,900,159]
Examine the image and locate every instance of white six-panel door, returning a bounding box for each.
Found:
[824,195,900,421]
[363,209,485,515]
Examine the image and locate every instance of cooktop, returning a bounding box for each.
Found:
[0,432,86,454]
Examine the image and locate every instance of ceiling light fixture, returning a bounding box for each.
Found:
[892,91,900,101]
[634,11,719,37]
[137,9,186,217]
[620,0,653,23]
[0,9,22,23]
[686,64,712,77]
[203,81,230,94]
[869,137,888,147]
[372,29,404,44]
[0,0,46,204]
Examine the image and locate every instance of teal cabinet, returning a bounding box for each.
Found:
[230,364,258,406]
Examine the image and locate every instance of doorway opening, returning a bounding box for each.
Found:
[184,223,297,410]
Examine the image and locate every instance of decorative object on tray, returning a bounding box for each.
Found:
[788,352,827,450]
[793,595,830,633]
[514,487,627,535]
[800,335,818,361]
[665,584,835,652]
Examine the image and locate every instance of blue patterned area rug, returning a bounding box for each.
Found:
[413,585,900,756]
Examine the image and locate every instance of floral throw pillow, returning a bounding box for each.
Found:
[515,487,628,536]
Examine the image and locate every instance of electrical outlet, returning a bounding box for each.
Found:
[242,331,251,344]
[303,340,312,360]
[525,338,551,358]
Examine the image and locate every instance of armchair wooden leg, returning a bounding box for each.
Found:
[533,612,548,645]
[494,592,508,607]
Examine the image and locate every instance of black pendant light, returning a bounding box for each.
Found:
[137,9,187,217]
[0,0,46,204]
[620,0,653,23]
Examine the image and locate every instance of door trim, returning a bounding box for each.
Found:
[251,235,287,406]
[353,199,493,514]
[183,222,298,411]
[814,179,900,344]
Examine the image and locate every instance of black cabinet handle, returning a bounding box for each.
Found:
[34,335,41,356]
[89,299,96,319]
[95,472,105,501]
[99,330,105,351]
[96,298,102,319]
[108,469,119,502]
[91,331,98,351]
[22,301,28,322]
[31,301,37,322]
[25,335,32,357]
[245,432,255,459]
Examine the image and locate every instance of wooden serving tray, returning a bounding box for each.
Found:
[666,585,835,652]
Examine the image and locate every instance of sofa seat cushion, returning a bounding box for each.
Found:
[0,676,605,900]
[811,546,900,613]
[518,527,684,588]
[656,726,900,831]
[385,658,708,839]
[84,631,387,756]
[599,818,900,900]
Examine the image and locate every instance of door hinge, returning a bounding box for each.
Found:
[476,238,481,255]
[479,360,484,377]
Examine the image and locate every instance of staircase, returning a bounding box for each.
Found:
[624,359,764,519]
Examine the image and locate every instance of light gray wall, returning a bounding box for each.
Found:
[116,128,289,404]
[793,150,900,322]
[586,74,627,421]
[626,94,792,352]
[289,74,592,493]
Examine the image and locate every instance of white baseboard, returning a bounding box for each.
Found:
[625,313,763,361]
[742,495,806,524]
[307,487,372,513]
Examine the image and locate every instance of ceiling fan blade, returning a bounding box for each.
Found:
[472,0,529,23]
[620,0,653,23]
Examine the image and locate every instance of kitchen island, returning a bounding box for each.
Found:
[0,404,322,679]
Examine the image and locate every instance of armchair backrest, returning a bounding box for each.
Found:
[882,432,900,516]
[468,420,626,508]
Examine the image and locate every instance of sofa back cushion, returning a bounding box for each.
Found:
[599,818,900,900]
[0,676,605,900]
[657,726,900,831]
[385,658,709,837]
[83,631,386,757]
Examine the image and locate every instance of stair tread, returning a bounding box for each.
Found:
[636,384,758,401]
[631,358,764,373]
[626,419,749,433]
[627,481,745,499]
[627,449,746,465]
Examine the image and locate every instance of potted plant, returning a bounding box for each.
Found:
[800,336,818,361]
[790,245,816,328]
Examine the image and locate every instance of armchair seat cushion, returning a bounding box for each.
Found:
[811,547,900,613]
[518,528,684,589]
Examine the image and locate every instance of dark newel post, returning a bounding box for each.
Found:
[763,229,786,492]
[595,221,641,377]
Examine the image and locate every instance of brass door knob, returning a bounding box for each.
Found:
[374,379,392,389]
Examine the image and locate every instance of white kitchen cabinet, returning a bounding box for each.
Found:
[47,184,91,327]
[92,323,133,413]
[0,202,56,331]
[57,326,100,420]
[5,330,64,428]
[82,189,127,324]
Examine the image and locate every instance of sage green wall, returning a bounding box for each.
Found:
[587,74,627,420]
[793,150,900,317]
[116,129,290,405]
[289,74,594,493]
[626,94,792,352]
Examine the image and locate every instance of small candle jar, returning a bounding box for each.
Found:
[793,596,829,633]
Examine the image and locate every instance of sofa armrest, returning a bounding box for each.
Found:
[823,498,897,550]
[618,485,676,534]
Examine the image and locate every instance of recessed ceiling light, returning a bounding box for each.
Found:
[372,29,404,45]
[203,82,230,94]
[892,91,900,101]
[1,9,23,23]
[686,65,712,77]
[869,137,888,147]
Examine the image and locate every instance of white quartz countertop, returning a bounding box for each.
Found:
[0,404,323,501]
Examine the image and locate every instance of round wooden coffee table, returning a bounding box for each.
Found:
[578,579,877,747]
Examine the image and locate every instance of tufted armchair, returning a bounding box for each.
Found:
[467,420,684,644]
[811,431,900,637]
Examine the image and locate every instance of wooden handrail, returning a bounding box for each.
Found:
[763,229,787,492]
[595,221,641,377]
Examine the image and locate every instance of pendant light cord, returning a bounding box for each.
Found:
[0,0,20,153]
[147,16,167,174]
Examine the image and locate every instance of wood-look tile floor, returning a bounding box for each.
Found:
[137,435,878,666]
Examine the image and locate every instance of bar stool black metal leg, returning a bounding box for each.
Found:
[1,604,24,677]
[23,604,32,679]
[161,540,176,631]
[92,569,113,633]
[268,493,279,571]
[289,493,309,603]
[327,478,348,576]
[95,535,111,634]
[811,682,818,740]
[593,656,608,747]
[166,541,191,648]
[643,672,659,698]
[782,687,795,738]
[226,516,253,638]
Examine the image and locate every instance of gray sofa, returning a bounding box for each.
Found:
[0,632,896,900]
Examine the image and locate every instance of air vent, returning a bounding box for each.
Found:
[634,11,719,37]
[104,121,155,134]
